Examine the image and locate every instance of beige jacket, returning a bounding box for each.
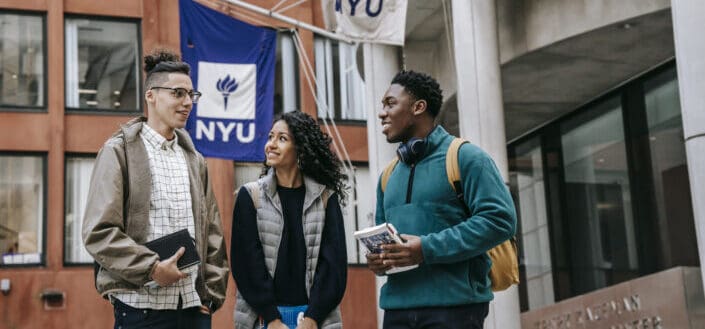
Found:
[81,117,229,311]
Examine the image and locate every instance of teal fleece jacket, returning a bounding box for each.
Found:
[376,126,517,309]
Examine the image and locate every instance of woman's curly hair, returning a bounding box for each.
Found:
[262,111,348,204]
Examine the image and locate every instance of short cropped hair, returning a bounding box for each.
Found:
[391,70,443,117]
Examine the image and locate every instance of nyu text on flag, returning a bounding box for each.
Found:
[322,0,408,46]
[180,0,276,161]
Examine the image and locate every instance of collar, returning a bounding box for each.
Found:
[140,123,178,151]
[120,116,197,154]
[425,125,450,152]
[261,168,326,211]
[404,125,449,161]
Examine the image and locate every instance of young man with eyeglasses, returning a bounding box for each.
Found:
[82,50,228,329]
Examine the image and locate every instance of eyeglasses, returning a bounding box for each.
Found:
[150,87,202,103]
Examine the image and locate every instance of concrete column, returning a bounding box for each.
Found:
[671,0,705,293]
[364,44,400,178]
[363,43,400,329]
[451,1,521,328]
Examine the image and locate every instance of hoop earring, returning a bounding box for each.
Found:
[297,157,302,170]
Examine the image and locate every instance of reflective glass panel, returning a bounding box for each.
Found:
[0,155,44,266]
[65,18,139,111]
[0,13,44,108]
[560,97,639,295]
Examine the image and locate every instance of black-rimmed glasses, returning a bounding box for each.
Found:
[150,87,202,103]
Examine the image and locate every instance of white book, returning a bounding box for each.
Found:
[353,223,418,274]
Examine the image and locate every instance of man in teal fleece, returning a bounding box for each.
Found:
[366,70,517,329]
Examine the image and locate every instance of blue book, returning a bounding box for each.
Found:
[262,305,308,328]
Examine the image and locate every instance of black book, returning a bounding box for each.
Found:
[144,229,200,270]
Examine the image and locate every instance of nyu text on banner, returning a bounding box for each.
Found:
[180,0,276,161]
[322,0,408,46]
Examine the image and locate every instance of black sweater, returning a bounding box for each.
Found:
[231,185,347,325]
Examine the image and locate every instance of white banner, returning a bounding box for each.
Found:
[322,0,408,46]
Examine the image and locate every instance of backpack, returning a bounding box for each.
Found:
[380,137,519,292]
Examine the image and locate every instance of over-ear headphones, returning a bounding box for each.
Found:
[397,138,427,164]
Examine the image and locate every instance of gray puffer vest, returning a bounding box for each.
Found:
[233,170,342,329]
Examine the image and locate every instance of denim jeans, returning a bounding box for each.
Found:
[383,302,489,329]
[112,298,211,329]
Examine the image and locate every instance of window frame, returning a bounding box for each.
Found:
[63,152,96,267]
[0,152,47,268]
[0,10,48,113]
[509,60,694,311]
[314,36,367,123]
[63,14,143,115]
[275,31,301,115]
[341,163,377,267]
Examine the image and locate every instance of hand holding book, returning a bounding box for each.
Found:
[143,229,201,288]
[354,223,419,274]
[150,247,189,286]
[379,234,424,269]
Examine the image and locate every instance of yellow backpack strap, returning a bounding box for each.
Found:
[446,137,469,195]
[380,157,400,192]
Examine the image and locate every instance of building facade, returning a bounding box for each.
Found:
[392,0,705,328]
[2,0,705,328]
[0,1,377,328]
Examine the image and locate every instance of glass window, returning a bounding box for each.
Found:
[64,156,95,264]
[510,137,554,310]
[314,37,366,121]
[559,97,639,295]
[508,62,696,307]
[274,32,300,115]
[0,12,45,108]
[644,68,698,267]
[0,154,44,266]
[65,17,140,111]
[341,167,374,264]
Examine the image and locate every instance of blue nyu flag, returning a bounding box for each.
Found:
[180,0,276,161]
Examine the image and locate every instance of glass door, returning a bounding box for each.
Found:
[559,97,639,295]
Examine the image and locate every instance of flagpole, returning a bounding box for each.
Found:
[223,0,354,44]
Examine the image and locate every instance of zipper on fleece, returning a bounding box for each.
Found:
[406,163,416,203]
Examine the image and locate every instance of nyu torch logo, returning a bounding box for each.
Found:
[195,62,257,143]
[216,75,238,111]
[196,62,255,119]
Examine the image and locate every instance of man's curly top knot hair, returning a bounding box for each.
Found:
[391,70,443,117]
[144,49,191,90]
[263,111,348,205]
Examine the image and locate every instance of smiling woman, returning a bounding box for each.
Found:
[261,111,348,201]
[232,111,349,329]
[264,120,298,173]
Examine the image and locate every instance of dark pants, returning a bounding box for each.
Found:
[112,298,211,329]
[383,303,489,329]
